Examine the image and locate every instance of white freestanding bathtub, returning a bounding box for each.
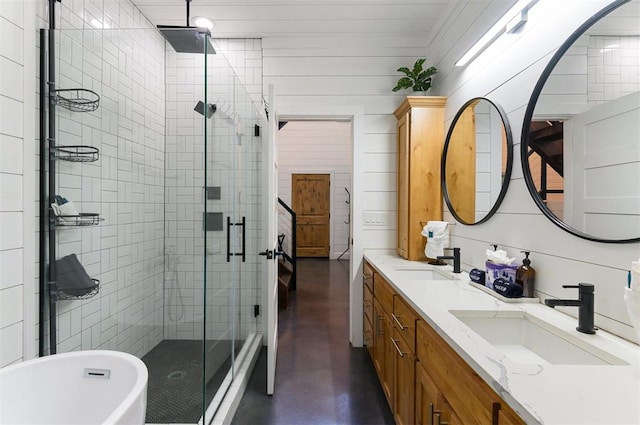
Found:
[0,350,148,425]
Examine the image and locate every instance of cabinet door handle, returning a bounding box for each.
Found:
[429,402,435,425]
[376,314,383,337]
[434,412,449,425]
[392,313,405,330]
[492,402,500,425]
[391,337,405,357]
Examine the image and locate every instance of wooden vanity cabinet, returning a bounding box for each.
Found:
[372,271,419,425]
[416,320,525,425]
[394,96,447,261]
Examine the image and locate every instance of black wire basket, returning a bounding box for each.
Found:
[54,88,100,112]
[54,213,103,227]
[57,279,100,300]
[51,145,99,162]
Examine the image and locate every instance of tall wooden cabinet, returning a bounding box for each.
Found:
[394,96,447,261]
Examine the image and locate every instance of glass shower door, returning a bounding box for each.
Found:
[202,44,263,423]
[201,48,237,420]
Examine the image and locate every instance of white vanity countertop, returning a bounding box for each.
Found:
[364,251,640,425]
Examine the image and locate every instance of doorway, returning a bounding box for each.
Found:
[292,173,331,257]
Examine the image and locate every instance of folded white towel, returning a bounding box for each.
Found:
[422,221,449,259]
[51,200,79,221]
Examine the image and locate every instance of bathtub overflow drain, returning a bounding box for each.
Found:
[167,370,186,380]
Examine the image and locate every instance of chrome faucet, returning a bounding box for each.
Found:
[544,283,596,334]
[437,247,460,273]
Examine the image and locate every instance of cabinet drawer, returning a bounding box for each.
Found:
[393,295,418,352]
[374,274,394,314]
[364,285,374,326]
[363,261,374,292]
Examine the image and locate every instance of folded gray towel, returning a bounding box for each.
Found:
[56,254,96,297]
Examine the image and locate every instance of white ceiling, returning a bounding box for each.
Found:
[130,0,453,39]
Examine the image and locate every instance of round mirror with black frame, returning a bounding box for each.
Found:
[521,0,640,243]
[442,97,513,225]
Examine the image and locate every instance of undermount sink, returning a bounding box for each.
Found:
[449,310,628,366]
[392,267,453,280]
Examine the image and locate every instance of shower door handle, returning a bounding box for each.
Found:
[226,216,246,262]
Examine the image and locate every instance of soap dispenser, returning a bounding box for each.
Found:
[516,251,536,298]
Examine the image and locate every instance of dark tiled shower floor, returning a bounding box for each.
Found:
[142,340,231,423]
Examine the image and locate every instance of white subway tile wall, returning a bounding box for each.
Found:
[0,0,25,367]
[164,42,263,343]
[26,0,265,358]
[588,35,640,103]
[32,1,166,357]
[52,27,166,356]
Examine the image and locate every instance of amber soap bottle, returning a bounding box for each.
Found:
[516,251,536,298]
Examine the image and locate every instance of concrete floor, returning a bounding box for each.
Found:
[230,258,394,425]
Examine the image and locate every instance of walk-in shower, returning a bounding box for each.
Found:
[38,13,265,424]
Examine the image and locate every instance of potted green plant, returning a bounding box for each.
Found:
[392,58,437,94]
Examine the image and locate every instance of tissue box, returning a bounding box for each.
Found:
[485,261,517,289]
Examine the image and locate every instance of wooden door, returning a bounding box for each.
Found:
[292,173,330,257]
[381,309,394,406]
[393,328,415,425]
[415,362,438,425]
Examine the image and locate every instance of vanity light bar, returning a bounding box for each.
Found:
[456,0,538,67]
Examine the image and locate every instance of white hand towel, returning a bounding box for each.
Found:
[422,221,449,259]
[51,200,79,222]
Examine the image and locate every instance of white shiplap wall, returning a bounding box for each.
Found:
[430,0,640,342]
[263,35,430,344]
[277,121,352,259]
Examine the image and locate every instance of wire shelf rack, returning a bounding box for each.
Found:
[51,145,99,162]
[54,88,100,112]
[54,213,104,227]
[57,279,100,300]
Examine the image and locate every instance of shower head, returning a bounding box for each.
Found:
[194,101,216,118]
[157,26,216,54]
[157,0,216,54]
